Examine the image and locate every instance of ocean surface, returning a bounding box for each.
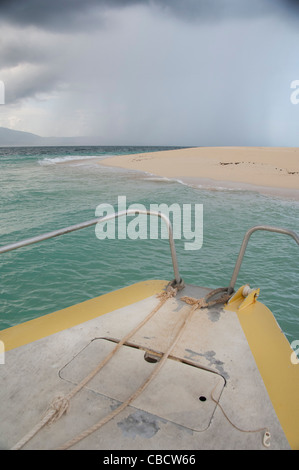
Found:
[0,146,298,347]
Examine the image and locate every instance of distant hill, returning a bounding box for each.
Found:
[0,127,99,147]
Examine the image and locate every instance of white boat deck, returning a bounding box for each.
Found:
[0,284,290,450]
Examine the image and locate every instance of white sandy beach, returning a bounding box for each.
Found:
[99,147,299,199]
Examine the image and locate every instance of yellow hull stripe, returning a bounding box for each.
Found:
[226,294,299,450]
[1,280,298,449]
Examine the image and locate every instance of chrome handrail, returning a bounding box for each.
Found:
[229,225,299,293]
[0,210,183,286]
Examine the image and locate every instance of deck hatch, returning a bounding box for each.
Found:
[59,338,225,431]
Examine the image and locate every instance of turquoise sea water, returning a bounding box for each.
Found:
[0,146,298,347]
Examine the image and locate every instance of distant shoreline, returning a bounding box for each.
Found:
[96,146,299,201]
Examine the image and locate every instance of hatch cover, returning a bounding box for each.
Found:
[60,338,225,431]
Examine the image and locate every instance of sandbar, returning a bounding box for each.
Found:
[99,147,299,200]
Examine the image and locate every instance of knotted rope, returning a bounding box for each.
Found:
[11,284,179,451]
[12,285,234,451]
[57,288,230,450]
[180,287,232,309]
[57,294,201,450]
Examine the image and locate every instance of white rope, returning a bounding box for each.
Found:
[11,286,178,450]
[57,299,200,450]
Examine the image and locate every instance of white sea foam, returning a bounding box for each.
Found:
[142,173,242,191]
[143,176,174,183]
[142,173,189,187]
[38,155,103,165]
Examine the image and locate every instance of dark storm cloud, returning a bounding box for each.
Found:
[0,0,297,30]
[0,32,50,68]
[0,25,70,103]
[5,66,63,104]
[1,0,298,145]
[0,0,139,30]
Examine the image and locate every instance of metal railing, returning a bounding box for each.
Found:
[0,210,183,286]
[228,225,299,293]
[1,217,298,295]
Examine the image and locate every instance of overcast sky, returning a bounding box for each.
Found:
[0,0,299,146]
